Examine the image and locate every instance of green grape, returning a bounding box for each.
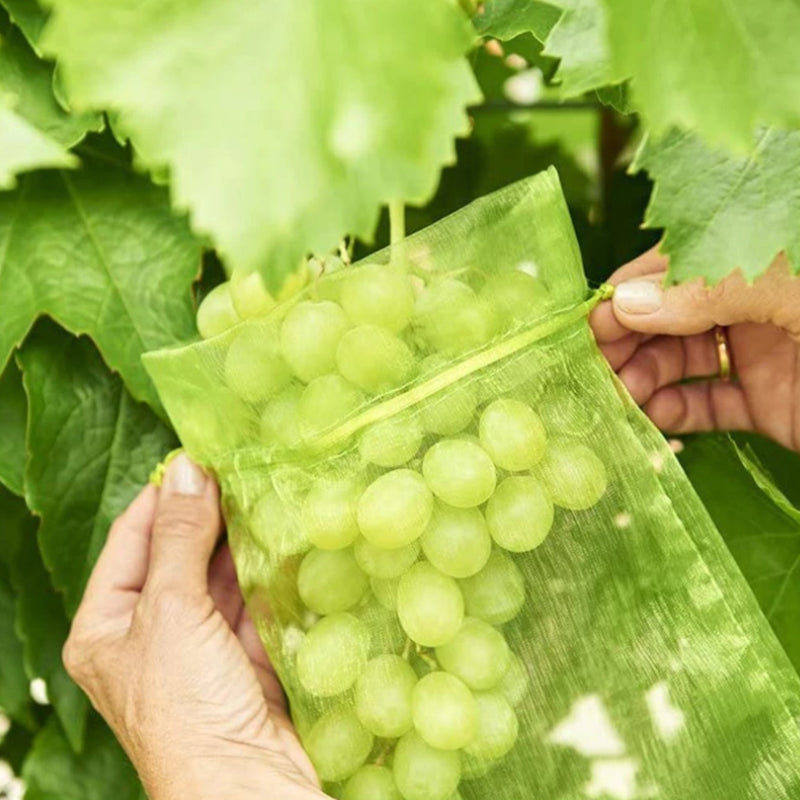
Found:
[343,765,403,800]
[302,478,362,550]
[296,613,369,697]
[357,470,433,549]
[196,282,241,339]
[340,262,416,333]
[250,488,309,557]
[422,439,496,508]
[435,618,511,691]
[336,325,416,395]
[280,300,350,382]
[296,374,364,438]
[421,503,491,579]
[485,476,554,553]
[355,600,408,655]
[463,691,519,761]
[538,440,608,510]
[359,416,423,467]
[478,398,547,471]
[354,654,417,738]
[304,707,374,783]
[297,548,368,614]
[397,563,464,647]
[458,551,525,626]
[259,383,303,448]
[419,384,478,436]
[370,576,400,610]
[224,326,292,404]
[479,269,548,330]
[497,652,530,707]
[354,536,420,578]
[393,731,462,800]
[230,267,276,319]
[414,279,497,355]
[412,671,477,750]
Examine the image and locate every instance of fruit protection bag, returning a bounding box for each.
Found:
[144,170,800,800]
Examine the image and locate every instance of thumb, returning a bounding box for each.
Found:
[610,253,800,337]
[146,454,222,595]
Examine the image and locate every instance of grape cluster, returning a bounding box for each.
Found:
[201,260,607,800]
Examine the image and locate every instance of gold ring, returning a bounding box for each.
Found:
[714,326,732,382]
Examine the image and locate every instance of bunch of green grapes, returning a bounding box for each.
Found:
[208,260,608,799]
[196,258,554,447]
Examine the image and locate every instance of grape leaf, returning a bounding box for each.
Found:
[0,487,88,751]
[0,567,34,728]
[23,714,144,800]
[635,128,800,285]
[11,514,89,751]
[0,153,201,411]
[0,102,77,189]
[474,0,562,43]
[19,322,177,615]
[541,0,623,96]
[0,16,103,147]
[0,360,26,495]
[603,0,800,149]
[0,0,47,51]
[40,0,481,289]
[680,435,800,671]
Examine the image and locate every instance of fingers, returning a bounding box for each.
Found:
[610,253,800,338]
[79,484,159,618]
[145,454,222,596]
[644,381,754,435]
[617,332,719,405]
[208,543,243,628]
[589,245,668,344]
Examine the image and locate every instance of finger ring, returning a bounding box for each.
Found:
[714,326,732,382]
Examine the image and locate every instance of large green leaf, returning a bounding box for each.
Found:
[0,487,88,751]
[0,567,33,728]
[41,0,481,288]
[635,128,800,284]
[12,518,89,751]
[0,486,33,728]
[474,0,562,42]
[0,101,76,189]
[680,435,800,671]
[19,323,177,615]
[0,0,48,51]
[0,360,26,495]
[23,714,144,800]
[603,0,800,148]
[0,152,201,411]
[0,15,103,147]
[541,0,622,96]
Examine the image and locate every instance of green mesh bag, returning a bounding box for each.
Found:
[144,170,800,800]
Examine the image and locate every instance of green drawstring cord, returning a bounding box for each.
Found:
[149,448,185,487]
[309,283,616,454]
[185,283,616,473]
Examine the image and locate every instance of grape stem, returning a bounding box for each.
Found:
[402,637,413,660]
[389,200,406,246]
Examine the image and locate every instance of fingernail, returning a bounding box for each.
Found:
[614,280,663,314]
[164,454,207,496]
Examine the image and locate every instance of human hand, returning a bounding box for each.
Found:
[63,454,328,800]
[590,247,800,453]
